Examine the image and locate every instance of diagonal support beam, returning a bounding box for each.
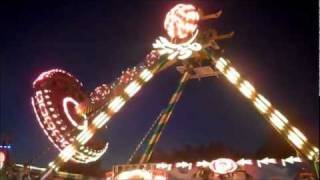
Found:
[211,56,319,162]
[139,72,190,164]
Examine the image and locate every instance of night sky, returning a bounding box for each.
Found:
[1,0,319,168]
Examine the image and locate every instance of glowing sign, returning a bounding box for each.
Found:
[237,158,253,166]
[281,156,302,166]
[257,157,277,167]
[209,158,238,174]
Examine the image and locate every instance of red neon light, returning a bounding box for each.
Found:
[164,4,200,40]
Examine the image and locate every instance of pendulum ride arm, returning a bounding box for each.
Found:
[139,72,190,164]
[209,54,319,162]
[40,56,172,179]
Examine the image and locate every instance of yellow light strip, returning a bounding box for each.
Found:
[287,130,304,149]
[215,57,228,72]
[59,145,76,162]
[273,110,289,123]
[253,95,271,114]
[76,128,93,144]
[92,112,110,129]
[269,112,286,130]
[125,81,142,97]
[139,69,153,82]
[239,81,255,98]
[225,67,240,84]
[292,127,307,141]
[108,96,126,113]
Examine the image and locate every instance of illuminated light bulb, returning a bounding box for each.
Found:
[253,95,270,114]
[215,58,228,72]
[156,163,172,170]
[274,110,289,123]
[307,151,316,161]
[239,80,255,99]
[92,112,110,129]
[92,113,105,127]
[258,95,271,108]
[307,151,319,161]
[124,81,142,97]
[196,160,210,167]
[292,127,307,141]
[108,96,126,113]
[308,151,315,157]
[269,113,285,130]
[63,97,87,130]
[139,69,153,82]
[288,130,304,149]
[76,129,93,144]
[176,161,192,170]
[313,146,319,153]
[225,67,240,84]
[59,145,76,162]
[79,132,93,144]
[48,161,56,168]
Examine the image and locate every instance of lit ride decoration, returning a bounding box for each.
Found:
[154,4,202,60]
[32,69,108,163]
[35,3,319,179]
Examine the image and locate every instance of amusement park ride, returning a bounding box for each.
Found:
[29,3,319,179]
